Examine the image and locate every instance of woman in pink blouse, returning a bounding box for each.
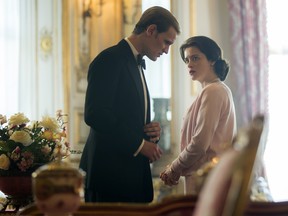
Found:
[160,36,237,194]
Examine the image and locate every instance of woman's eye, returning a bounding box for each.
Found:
[184,56,199,64]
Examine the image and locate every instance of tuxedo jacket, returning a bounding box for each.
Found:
[79,39,153,202]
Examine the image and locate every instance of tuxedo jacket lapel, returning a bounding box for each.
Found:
[140,69,151,124]
[127,59,146,122]
[118,40,147,124]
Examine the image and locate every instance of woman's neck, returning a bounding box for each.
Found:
[202,77,220,88]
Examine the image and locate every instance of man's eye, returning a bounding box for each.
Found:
[192,56,199,61]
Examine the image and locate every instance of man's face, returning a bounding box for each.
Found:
[145,26,177,61]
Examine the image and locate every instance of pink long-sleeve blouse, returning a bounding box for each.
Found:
[171,80,237,179]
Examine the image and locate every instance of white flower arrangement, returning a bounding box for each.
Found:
[0,110,70,174]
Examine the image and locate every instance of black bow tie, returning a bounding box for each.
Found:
[137,55,146,70]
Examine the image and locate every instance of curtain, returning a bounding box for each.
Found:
[228,0,272,201]
[0,1,64,120]
[0,0,20,116]
[18,0,38,119]
[228,0,269,128]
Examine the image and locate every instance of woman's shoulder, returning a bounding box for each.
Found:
[203,81,230,92]
[201,82,232,99]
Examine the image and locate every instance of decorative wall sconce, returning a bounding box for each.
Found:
[122,0,141,25]
[40,28,53,60]
[82,0,141,33]
[82,0,104,33]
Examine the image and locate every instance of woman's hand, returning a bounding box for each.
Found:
[160,164,180,186]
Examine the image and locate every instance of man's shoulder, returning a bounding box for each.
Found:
[89,39,131,68]
[98,39,130,57]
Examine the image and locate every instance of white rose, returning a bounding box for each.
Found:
[40,116,60,132]
[10,131,33,146]
[8,113,29,126]
[0,154,10,170]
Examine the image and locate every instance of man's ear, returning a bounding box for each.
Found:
[146,24,157,36]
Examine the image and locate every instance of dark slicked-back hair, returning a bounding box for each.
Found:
[180,36,230,81]
[133,6,180,35]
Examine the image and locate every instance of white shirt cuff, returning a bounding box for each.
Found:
[133,139,145,157]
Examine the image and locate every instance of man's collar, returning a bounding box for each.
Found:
[125,37,139,58]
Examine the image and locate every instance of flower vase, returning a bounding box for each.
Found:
[152,98,171,152]
[0,169,36,211]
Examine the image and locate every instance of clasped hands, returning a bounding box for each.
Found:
[160,164,180,186]
[140,122,163,163]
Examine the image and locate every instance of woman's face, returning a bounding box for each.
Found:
[183,46,216,84]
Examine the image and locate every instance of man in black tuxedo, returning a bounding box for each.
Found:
[79,6,180,203]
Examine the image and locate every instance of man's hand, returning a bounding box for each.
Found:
[144,122,161,143]
[140,140,163,162]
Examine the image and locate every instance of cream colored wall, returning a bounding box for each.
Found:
[193,0,235,92]
[194,0,231,60]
